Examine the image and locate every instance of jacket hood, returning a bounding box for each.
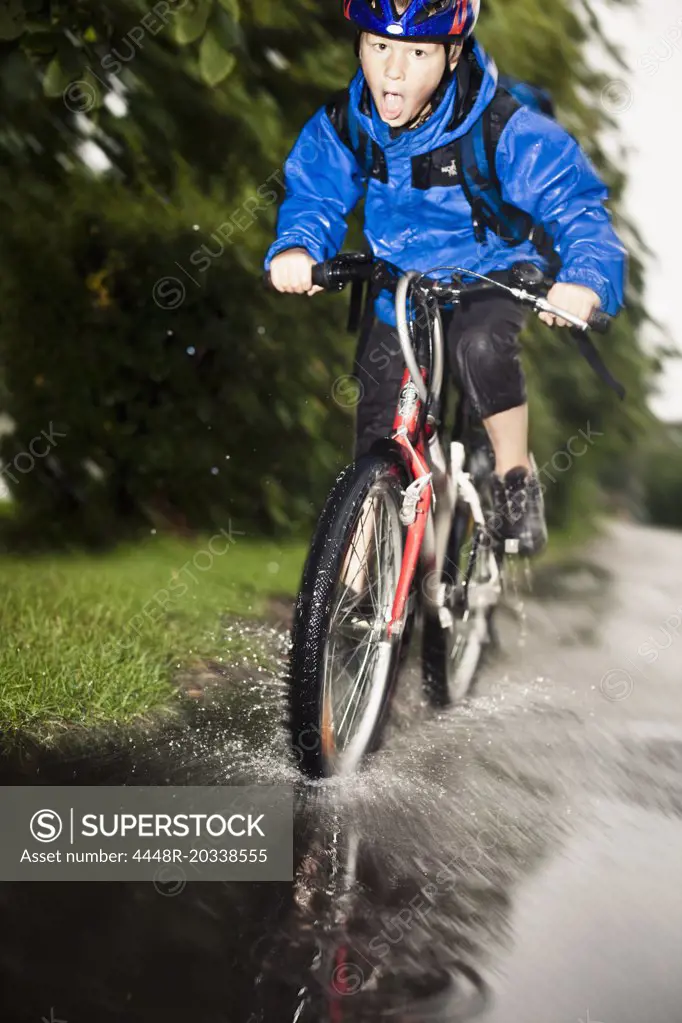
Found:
[348,38,499,155]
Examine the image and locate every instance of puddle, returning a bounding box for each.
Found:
[1,530,681,1023]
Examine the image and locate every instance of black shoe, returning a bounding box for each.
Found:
[491,460,547,558]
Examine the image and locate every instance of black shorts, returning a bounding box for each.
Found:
[353,291,529,460]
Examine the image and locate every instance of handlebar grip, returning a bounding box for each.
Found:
[263,264,334,291]
[311,262,329,288]
[262,266,329,291]
[587,310,611,335]
[264,253,372,293]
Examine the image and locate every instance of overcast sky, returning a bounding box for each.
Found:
[591,0,682,422]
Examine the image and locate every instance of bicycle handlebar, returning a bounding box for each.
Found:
[264,253,611,336]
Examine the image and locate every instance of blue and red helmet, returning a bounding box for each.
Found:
[344,0,480,41]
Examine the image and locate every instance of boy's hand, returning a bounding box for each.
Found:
[540,282,601,328]
[269,247,324,296]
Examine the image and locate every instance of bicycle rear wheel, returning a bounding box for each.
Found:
[288,448,410,778]
[422,456,501,708]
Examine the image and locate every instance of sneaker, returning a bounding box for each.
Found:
[491,459,547,558]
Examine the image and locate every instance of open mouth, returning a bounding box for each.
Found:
[381,90,405,121]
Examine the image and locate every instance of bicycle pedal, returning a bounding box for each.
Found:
[504,538,520,555]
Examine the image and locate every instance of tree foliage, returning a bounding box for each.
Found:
[630,420,682,530]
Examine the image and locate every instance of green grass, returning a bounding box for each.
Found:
[0,533,305,743]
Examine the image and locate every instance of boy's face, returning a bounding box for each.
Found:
[360,33,460,127]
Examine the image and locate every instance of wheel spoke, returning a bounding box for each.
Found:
[341,640,381,741]
[331,498,380,630]
[421,480,506,709]
[332,623,377,729]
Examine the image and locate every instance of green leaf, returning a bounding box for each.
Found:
[0,0,25,41]
[199,30,236,87]
[172,0,212,46]
[209,7,244,51]
[42,56,72,99]
[217,0,241,20]
[23,30,60,55]
[43,58,103,111]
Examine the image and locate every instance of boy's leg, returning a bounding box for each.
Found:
[447,293,529,469]
[341,319,406,602]
[353,318,406,460]
[447,294,547,556]
[483,404,530,476]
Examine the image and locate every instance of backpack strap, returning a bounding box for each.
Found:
[324,88,375,333]
[455,85,562,276]
[326,87,375,181]
[570,329,626,400]
[347,266,379,336]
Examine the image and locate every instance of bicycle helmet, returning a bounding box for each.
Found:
[344,0,480,42]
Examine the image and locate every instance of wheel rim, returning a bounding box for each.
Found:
[447,527,498,700]
[320,480,403,775]
[447,603,489,700]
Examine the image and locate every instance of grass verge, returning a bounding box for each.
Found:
[0,532,304,744]
[0,500,605,746]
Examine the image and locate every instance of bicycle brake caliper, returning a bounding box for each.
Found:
[400,474,432,525]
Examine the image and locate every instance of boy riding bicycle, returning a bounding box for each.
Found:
[265,0,627,558]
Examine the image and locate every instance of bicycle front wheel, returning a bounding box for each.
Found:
[288,450,409,778]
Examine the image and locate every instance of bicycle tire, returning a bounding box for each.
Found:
[288,446,411,778]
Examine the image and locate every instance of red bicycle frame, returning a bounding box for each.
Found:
[384,365,436,639]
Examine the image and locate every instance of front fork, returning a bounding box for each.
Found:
[385,444,432,640]
[385,434,459,639]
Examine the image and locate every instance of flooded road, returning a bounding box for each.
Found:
[1,521,681,1023]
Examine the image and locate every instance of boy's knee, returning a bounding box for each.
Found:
[456,327,496,373]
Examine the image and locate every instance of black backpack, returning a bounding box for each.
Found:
[455,73,561,272]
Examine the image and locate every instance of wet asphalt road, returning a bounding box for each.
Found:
[1,520,681,1023]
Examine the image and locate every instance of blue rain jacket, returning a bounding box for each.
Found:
[264,40,627,326]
